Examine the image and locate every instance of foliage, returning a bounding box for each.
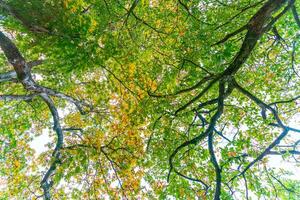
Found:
[0,0,300,199]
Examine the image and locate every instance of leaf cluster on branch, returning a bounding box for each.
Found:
[0,0,300,199]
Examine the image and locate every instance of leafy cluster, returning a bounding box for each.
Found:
[0,0,300,199]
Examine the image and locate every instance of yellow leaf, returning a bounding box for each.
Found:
[129,63,136,76]
[228,151,237,157]
[63,0,70,8]
[14,160,21,168]
[88,19,98,33]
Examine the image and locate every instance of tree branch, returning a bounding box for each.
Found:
[208,81,225,200]
[0,94,37,101]
[230,79,291,182]
[292,5,300,28]
[124,0,139,25]
[39,93,63,200]
[213,25,248,46]
[175,0,289,114]
[0,29,92,199]
[222,0,289,76]
[148,75,214,98]
[269,94,300,106]
[174,76,220,114]
[168,80,225,194]
[215,0,265,30]
[268,150,300,155]
[0,60,44,83]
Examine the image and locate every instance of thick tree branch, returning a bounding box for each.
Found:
[39,93,63,200]
[208,81,225,200]
[262,0,295,32]
[0,31,31,81]
[0,31,91,114]
[173,169,209,191]
[0,29,93,199]
[168,80,226,193]
[174,0,289,114]
[0,60,43,83]
[242,174,249,200]
[0,0,49,33]
[30,85,91,114]
[222,0,289,76]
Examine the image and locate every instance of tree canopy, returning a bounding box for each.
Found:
[0,0,300,199]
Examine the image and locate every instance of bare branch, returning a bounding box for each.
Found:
[292,5,300,28]
[173,169,209,191]
[269,94,300,106]
[0,94,37,101]
[168,80,225,195]
[39,93,63,200]
[181,58,214,75]
[178,0,212,25]
[291,39,300,78]
[124,0,139,25]
[268,150,300,155]
[174,76,220,114]
[212,25,248,46]
[242,174,249,200]
[270,173,296,193]
[208,81,225,200]
[148,75,214,98]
